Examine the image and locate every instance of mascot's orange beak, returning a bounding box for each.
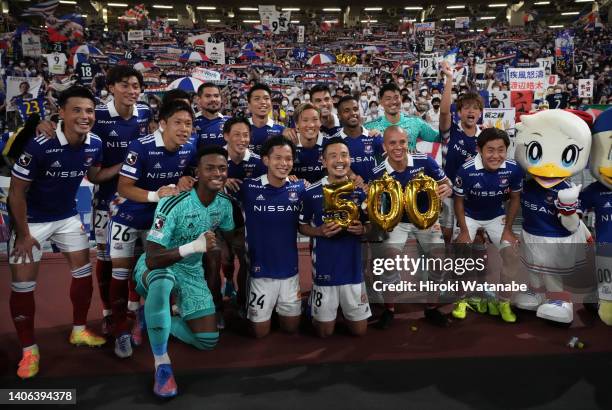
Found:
[528,163,571,188]
[599,167,612,185]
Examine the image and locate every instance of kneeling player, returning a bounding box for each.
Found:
[299,137,371,337]
[133,146,234,397]
[453,128,524,322]
[8,86,119,378]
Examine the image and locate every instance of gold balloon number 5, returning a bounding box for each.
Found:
[323,180,360,228]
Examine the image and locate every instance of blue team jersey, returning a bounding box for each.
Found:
[194,112,229,147]
[293,135,325,183]
[248,117,285,155]
[113,130,197,229]
[442,120,480,185]
[372,153,446,223]
[320,114,342,137]
[11,123,102,223]
[236,175,305,279]
[226,148,267,179]
[580,182,612,243]
[453,155,524,221]
[92,101,151,210]
[300,177,366,286]
[521,179,573,237]
[333,126,384,183]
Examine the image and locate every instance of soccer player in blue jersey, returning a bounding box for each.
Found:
[453,128,524,322]
[335,95,385,183]
[222,117,267,313]
[133,145,234,397]
[293,103,326,183]
[439,61,483,243]
[247,83,286,154]
[194,83,229,147]
[8,86,119,379]
[109,101,198,358]
[299,137,371,337]
[309,84,342,137]
[371,126,453,328]
[233,136,306,338]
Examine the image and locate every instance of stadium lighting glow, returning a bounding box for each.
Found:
[575,0,594,2]
[152,5,173,9]
[364,7,383,11]
[206,19,220,22]
[549,25,564,28]
[400,18,417,22]
[59,1,77,4]
[404,7,423,10]
[243,19,260,23]
[441,18,456,21]
[239,7,259,11]
[81,14,87,17]
[291,20,300,23]
[107,3,128,7]
[197,6,216,10]
[323,8,342,12]
[166,18,178,21]
[361,20,378,23]
[480,16,496,20]
[534,1,550,4]
[488,3,507,7]
[561,12,579,15]
[447,5,465,9]
[324,20,338,23]
[282,8,300,11]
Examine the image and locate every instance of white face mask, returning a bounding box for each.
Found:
[101,90,108,97]
[398,79,405,84]
[360,95,368,101]
[281,100,288,107]
[367,91,373,97]
[304,94,310,101]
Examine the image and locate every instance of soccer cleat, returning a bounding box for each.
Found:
[487,300,500,316]
[513,291,544,311]
[468,297,488,314]
[101,315,113,336]
[69,328,106,347]
[17,348,40,379]
[114,333,133,358]
[498,300,517,323]
[153,364,178,398]
[452,300,475,320]
[131,306,146,347]
[536,300,573,323]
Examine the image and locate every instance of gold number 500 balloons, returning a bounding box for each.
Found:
[323,180,359,228]
[367,172,441,231]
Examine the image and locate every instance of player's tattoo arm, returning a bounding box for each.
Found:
[87,163,122,183]
[145,241,184,270]
[8,176,31,238]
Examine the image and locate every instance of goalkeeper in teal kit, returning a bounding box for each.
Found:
[132,145,234,398]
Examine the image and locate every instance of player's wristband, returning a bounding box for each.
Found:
[178,236,207,257]
[147,191,160,203]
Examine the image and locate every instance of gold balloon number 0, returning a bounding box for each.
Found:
[322,180,360,228]
[367,172,441,231]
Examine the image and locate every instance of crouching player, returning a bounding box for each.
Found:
[453,128,524,322]
[299,137,371,337]
[8,86,119,378]
[132,146,234,397]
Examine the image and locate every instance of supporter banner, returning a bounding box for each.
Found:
[335,65,372,73]
[21,33,41,57]
[424,37,434,52]
[191,67,221,82]
[205,41,226,65]
[6,76,43,112]
[297,25,305,43]
[490,91,511,109]
[419,53,438,78]
[414,22,435,36]
[508,67,545,92]
[455,17,470,29]
[15,95,46,122]
[475,63,486,75]
[546,74,559,87]
[578,79,594,98]
[483,108,517,157]
[554,29,574,74]
[263,77,296,85]
[536,57,554,74]
[128,30,144,42]
[511,90,533,122]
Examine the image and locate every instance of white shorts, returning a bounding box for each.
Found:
[310,282,371,322]
[9,215,89,264]
[595,254,612,301]
[465,215,506,249]
[93,209,109,247]
[247,274,302,322]
[520,229,587,276]
[439,197,455,229]
[108,220,148,259]
[386,221,445,251]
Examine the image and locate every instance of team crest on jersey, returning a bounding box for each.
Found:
[179,158,187,167]
[364,144,373,154]
[18,152,32,167]
[545,194,554,204]
[499,177,509,186]
[458,139,464,145]
[455,176,462,188]
[154,215,165,230]
[84,156,94,167]
[126,151,138,166]
[288,191,299,202]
